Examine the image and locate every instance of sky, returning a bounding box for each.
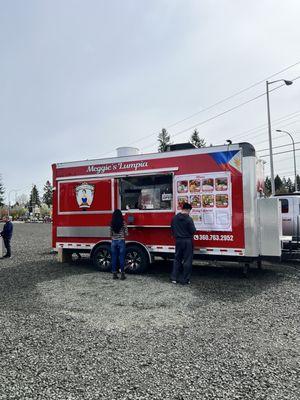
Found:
[1,0,300,202]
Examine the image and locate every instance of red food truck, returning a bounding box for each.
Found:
[52,143,282,273]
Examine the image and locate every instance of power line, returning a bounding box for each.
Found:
[127,61,300,148]
[253,119,300,147]
[260,147,300,158]
[142,76,300,151]
[275,170,298,175]
[257,140,300,152]
[229,110,300,141]
[96,63,300,157]
[269,154,300,163]
[161,60,300,131]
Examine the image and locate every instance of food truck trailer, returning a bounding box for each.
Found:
[52,143,282,273]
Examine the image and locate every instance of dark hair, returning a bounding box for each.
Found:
[182,202,192,210]
[111,209,124,233]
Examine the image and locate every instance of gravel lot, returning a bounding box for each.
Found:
[0,224,299,400]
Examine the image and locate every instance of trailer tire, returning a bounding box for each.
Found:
[125,245,149,274]
[92,244,112,272]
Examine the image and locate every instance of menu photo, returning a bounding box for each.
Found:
[215,177,228,191]
[177,196,189,209]
[189,179,201,193]
[202,178,214,192]
[190,195,201,208]
[215,194,229,208]
[177,180,188,193]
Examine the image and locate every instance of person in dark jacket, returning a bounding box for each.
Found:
[171,203,196,285]
[1,216,13,258]
[110,209,128,280]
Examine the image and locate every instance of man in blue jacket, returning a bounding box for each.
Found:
[1,216,13,258]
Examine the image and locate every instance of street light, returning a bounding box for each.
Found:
[266,79,293,195]
[276,129,298,192]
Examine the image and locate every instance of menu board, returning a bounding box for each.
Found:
[175,172,232,231]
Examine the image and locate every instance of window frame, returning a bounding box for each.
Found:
[279,198,289,214]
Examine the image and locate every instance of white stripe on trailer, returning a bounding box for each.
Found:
[56,243,244,256]
[56,242,95,250]
[147,245,244,256]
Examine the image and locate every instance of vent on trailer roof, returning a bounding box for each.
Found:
[116,147,140,157]
[166,143,196,151]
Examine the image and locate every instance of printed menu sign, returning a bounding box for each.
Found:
[175,172,232,231]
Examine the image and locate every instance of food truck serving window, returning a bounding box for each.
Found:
[119,174,173,210]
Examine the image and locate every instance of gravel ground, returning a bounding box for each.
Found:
[0,224,299,400]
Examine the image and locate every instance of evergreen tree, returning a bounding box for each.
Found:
[0,175,4,207]
[29,185,41,212]
[158,128,171,152]
[264,176,272,196]
[43,180,53,207]
[190,129,206,148]
[281,177,288,194]
[274,174,283,194]
[296,174,300,192]
[286,177,294,193]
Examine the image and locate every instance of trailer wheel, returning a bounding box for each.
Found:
[125,245,149,274]
[92,244,111,272]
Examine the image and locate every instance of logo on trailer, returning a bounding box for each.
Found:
[75,183,95,208]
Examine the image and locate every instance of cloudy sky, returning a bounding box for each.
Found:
[1,0,300,201]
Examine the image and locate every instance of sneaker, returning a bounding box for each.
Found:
[120,273,126,280]
[3,254,10,258]
[171,280,177,284]
[112,273,119,280]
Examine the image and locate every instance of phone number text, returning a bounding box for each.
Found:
[194,234,234,241]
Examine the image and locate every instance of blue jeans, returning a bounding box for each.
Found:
[111,240,126,273]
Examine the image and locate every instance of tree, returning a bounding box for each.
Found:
[280,177,289,194]
[158,128,171,152]
[9,205,26,220]
[40,204,51,218]
[264,176,271,196]
[16,193,29,206]
[0,175,4,207]
[274,174,283,194]
[286,178,294,193]
[29,185,41,212]
[43,180,53,207]
[190,129,206,148]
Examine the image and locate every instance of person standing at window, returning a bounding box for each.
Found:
[110,209,128,280]
[170,203,196,285]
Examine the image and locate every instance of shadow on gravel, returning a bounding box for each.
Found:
[0,253,289,306]
[147,259,278,279]
[0,256,98,299]
[145,259,287,303]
